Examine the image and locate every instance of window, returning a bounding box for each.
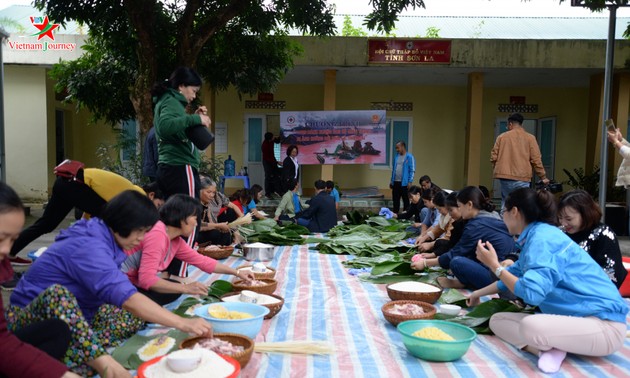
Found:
[371,117,413,170]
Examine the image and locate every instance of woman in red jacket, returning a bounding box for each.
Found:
[0,182,79,378]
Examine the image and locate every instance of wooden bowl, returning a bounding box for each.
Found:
[235,264,276,280]
[232,278,277,296]
[381,300,436,326]
[221,291,285,320]
[198,245,234,260]
[386,282,443,304]
[179,333,254,368]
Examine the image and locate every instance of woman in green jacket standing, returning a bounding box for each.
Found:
[151,67,211,277]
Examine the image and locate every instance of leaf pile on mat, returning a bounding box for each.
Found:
[434,298,528,334]
[239,219,310,245]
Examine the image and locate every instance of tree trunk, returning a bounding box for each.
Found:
[124,0,158,133]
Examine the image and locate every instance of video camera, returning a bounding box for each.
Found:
[535,180,563,194]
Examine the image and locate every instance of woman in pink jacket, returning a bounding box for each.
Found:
[122,194,254,305]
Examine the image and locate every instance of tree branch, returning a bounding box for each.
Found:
[178,0,250,66]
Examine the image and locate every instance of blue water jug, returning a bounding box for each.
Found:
[224,155,236,176]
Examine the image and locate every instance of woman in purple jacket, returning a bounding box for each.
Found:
[7,191,212,377]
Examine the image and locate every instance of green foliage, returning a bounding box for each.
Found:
[562,166,601,197]
[562,166,626,202]
[199,154,225,184]
[95,130,145,184]
[36,0,422,131]
[424,26,440,38]
[363,0,426,34]
[0,17,27,33]
[341,15,367,37]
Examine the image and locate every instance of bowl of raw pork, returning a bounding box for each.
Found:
[180,333,254,368]
[232,278,278,296]
[194,303,269,339]
[381,300,436,326]
[386,281,443,304]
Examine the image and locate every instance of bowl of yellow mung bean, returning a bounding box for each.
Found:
[397,320,476,361]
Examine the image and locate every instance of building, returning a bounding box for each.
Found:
[2,5,630,203]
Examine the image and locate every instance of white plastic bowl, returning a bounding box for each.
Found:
[439,304,462,316]
[166,349,202,373]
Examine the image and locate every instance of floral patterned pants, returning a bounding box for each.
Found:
[6,284,144,376]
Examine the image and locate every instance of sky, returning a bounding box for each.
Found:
[5,0,630,18]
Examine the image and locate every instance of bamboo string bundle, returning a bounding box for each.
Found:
[228,213,253,229]
[254,341,335,355]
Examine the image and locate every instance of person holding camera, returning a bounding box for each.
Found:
[490,113,549,209]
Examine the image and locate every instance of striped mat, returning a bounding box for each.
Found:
[159,243,630,378]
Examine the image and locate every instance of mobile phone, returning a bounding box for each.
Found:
[605,119,616,131]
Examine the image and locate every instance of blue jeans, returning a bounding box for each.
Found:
[499,179,530,209]
[296,217,310,227]
[449,256,496,290]
[420,207,431,227]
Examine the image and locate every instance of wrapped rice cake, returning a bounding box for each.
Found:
[137,335,176,361]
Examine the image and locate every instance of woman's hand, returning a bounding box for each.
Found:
[500,259,515,268]
[179,317,213,337]
[418,241,435,252]
[196,106,208,115]
[466,290,481,307]
[199,114,211,127]
[415,234,427,245]
[607,128,618,143]
[216,222,230,233]
[88,355,132,378]
[236,269,256,282]
[184,281,208,296]
[61,372,82,378]
[476,240,500,270]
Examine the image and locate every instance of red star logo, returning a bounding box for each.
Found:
[30,16,60,41]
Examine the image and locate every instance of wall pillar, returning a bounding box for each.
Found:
[321,69,337,181]
[464,72,483,186]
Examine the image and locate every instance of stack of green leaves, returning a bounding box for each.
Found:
[238,218,310,245]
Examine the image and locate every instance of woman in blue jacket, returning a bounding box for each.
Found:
[412,186,514,290]
[469,188,628,374]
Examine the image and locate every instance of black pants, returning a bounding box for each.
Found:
[392,181,409,214]
[197,229,232,246]
[13,319,71,361]
[263,160,280,195]
[157,164,201,277]
[136,280,182,306]
[217,208,239,224]
[11,177,107,256]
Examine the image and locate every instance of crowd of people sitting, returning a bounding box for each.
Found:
[0,68,627,376]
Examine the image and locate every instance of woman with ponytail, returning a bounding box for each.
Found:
[152,67,211,278]
[411,186,513,290]
[469,188,627,374]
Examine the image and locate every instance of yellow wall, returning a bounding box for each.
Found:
[4,65,49,201]
[214,81,592,195]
